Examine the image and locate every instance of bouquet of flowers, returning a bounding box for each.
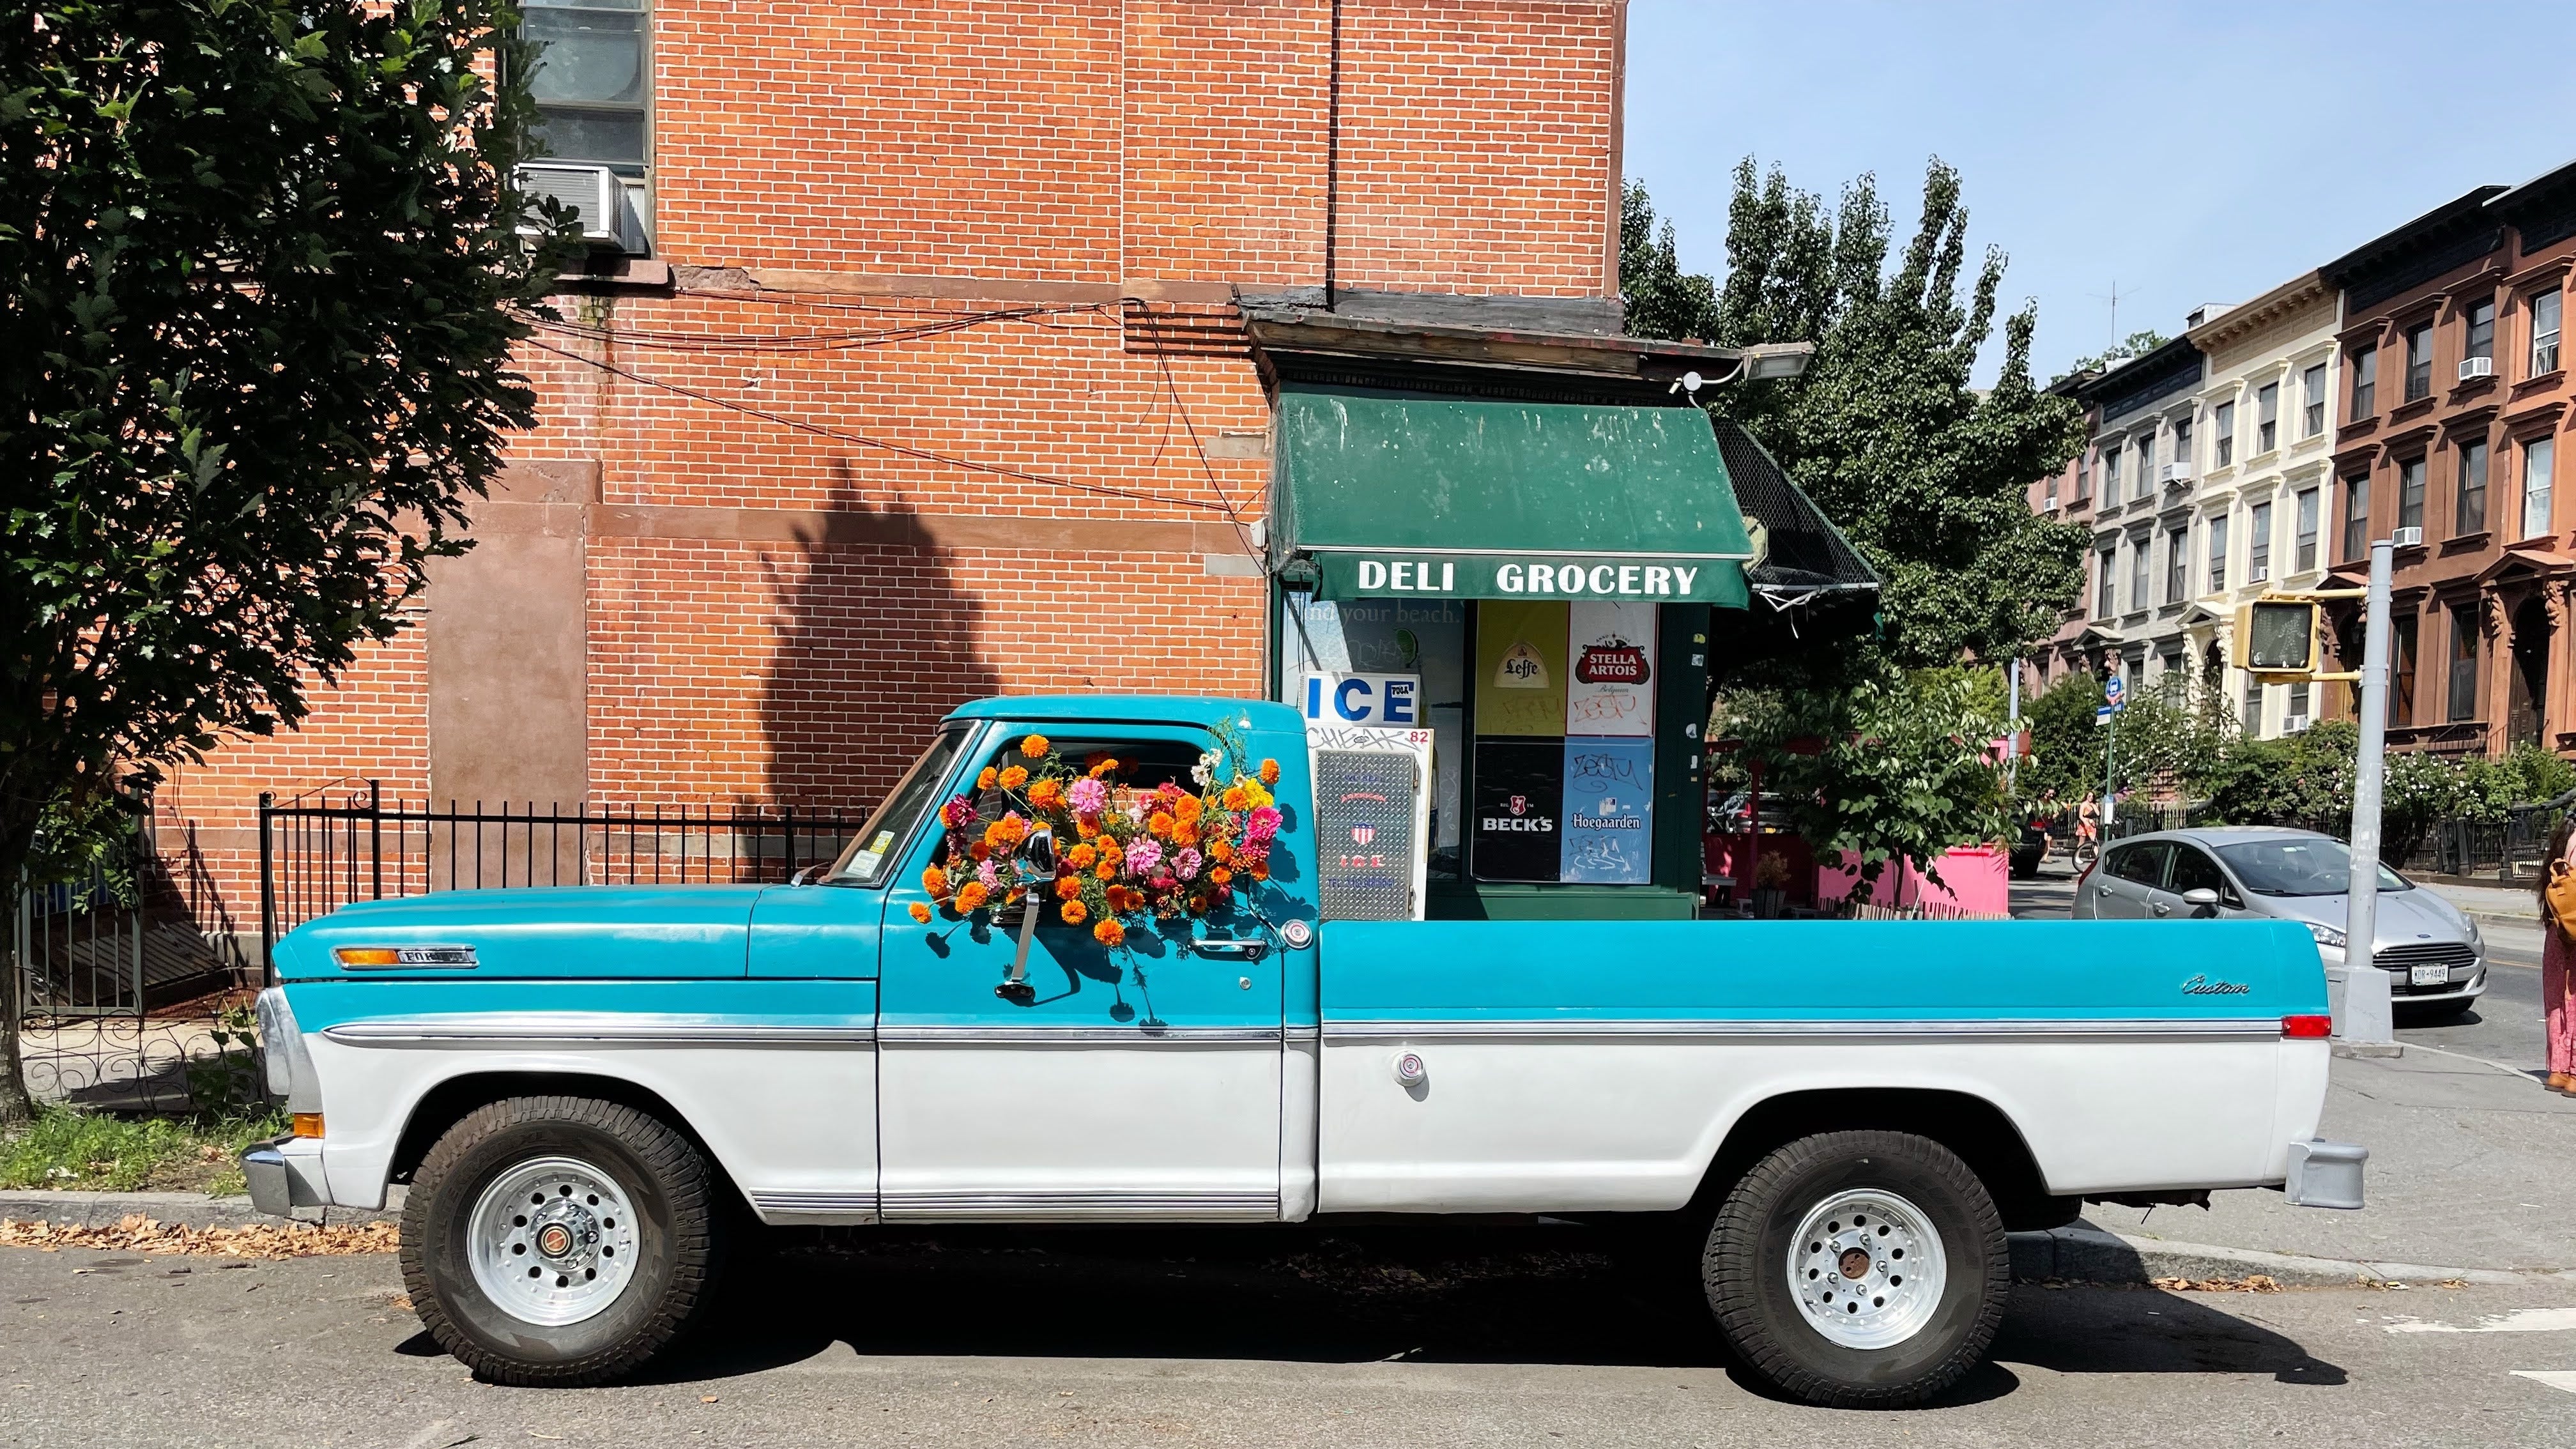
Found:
[908,733,1284,949]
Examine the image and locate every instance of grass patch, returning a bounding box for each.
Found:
[0,1104,289,1196]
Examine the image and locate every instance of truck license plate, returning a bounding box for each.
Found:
[2410,963,2448,986]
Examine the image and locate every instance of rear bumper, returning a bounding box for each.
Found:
[240,1136,330,1218]
[2284,1138,2366,1209]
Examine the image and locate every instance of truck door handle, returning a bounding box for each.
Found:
[1193,938,1269,962]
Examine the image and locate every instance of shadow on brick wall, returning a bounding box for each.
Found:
[757,474,1002,812]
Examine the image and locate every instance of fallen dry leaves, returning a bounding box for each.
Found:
[2150,1273,2282,1293]
[0,1213,398,1259]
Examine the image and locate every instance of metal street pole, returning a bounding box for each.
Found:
[2005,660,2022,790]
[2340,537,2396,1045]
[2102,698,2117,829]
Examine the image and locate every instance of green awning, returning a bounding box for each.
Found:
[1271,385,1752,608]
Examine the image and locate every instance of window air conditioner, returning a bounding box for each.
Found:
[2283,714,2311,734]
[2161,462,2195,486]
[515,163,649,255]
[2459,356,2496,381]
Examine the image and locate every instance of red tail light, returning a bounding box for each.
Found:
[2281,1015,2331,1039]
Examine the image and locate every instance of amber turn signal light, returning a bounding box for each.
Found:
[333,947,400,967]
[2280,1015,2332,1039]
[291,1114,325,1138]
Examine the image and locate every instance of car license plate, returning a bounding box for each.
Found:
[2410,963,2449,987]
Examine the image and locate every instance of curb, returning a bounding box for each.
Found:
[2009,1223,2557,1287]
[0,1190,400,1230]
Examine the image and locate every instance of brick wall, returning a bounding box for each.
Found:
[164,0,1619,946]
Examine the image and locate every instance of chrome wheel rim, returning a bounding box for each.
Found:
[466,1155,640,1327]
[1786,1188,1947,1350]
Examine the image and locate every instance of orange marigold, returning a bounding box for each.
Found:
[1220,784,1250,811]
[954,880,990,911]
[1248,861,1269,881]
[1027,778,1065,810]
[998,764,1029,790]
[967,841,991,862]
[1148,811,1175,839]
[1094,859,1118,881]
[1054,875,1084,901]
[1210,865,1232,885]
[1094,919,1126,947]
[1172,819,1200,847]
[907,901,933,924]
[1066,843,1097,869]
[1021,733,1050,758]
[1060,899,1089,924]
[1187,894,1208,915]
[1088,757,1119,778]
[1258,758,1281,786]
[921,865,950,898]
[1209,839,1234,864]
[977,767,998,790]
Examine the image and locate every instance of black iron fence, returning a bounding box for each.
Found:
[257,786,861,970]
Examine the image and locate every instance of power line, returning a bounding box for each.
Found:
[520,336,1232,514]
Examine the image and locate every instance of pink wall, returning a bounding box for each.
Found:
[1816,845,2009,916]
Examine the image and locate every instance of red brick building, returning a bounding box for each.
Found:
[156,2,1655,958]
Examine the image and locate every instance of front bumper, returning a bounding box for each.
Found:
[2285,1138,2368,1209]
[2390,964,2487,1008]
[241,1136,330,1218]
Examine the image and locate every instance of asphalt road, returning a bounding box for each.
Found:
[12,1232,2576,1448]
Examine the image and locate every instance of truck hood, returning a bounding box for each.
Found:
[273,886,767,981]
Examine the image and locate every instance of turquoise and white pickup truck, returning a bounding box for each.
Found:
[245,696,2362,1407]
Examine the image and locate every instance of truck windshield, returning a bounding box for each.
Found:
[826,725,972,885]
[2214,838,2408,897]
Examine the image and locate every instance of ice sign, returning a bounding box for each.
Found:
[1300,673,1422,728]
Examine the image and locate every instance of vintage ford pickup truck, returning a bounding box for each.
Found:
[245,695,2363,1407]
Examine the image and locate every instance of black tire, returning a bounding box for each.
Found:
[401,1095,724,1385]
[1703,1130,2007,1409]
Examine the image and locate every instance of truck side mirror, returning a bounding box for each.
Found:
[1018,826,1057,878]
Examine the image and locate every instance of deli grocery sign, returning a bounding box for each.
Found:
[1319,553,1732,601]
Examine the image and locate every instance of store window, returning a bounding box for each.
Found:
[525,0,651,180]
[1469,601,1659,884]
[2295,487,2319,572]
[2533,290,2563,377]
[2526,437,2558,541]
[2303,362,2328,436]
[1281,598,1466,880]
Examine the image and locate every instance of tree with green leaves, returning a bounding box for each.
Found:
[1,0,572,1122]
[1619,180,1716,344]
[2055,329,2173,386]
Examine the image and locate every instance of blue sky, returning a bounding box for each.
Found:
[1623,1,2576,382]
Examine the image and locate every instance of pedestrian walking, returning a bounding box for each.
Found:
[2542,818,2576,1094]
[2074,795,2100,866]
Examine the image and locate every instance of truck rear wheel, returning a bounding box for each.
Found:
[400,1095,724,1385]
[1703,1130,2007,1408]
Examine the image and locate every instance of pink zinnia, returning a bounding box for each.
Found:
[1067,776,1108,815]
[1246,804,1282,841]
[1172,848,1203,879]
[1124,836,1163,875]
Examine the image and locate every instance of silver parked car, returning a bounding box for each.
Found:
[2071,826,2487,1016]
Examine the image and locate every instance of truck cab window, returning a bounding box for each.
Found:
[828,725,972,885]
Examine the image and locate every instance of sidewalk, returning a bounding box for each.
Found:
[2087,1046,2576,1275]
[2425,878,2542,931]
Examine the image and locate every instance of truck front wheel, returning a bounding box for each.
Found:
[400,1096,724,1385]
[1703,1130,2007,1408]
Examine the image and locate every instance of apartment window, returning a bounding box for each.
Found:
[2102,447,2121,500]
[2526,437,2558,541]
[2456,439,2489,536]
[2166,525,2189,602]
[2043,482,2058,510]
[2447,605,2479,723]
[2350,344,2377,419]
[2207,511,2230,590]
[2096,548,2117,618]
[526,0,650,173]
[2465,299,2496,365]
[2295,487,2319,572]
[2134,434,2156,500]
[2343,475,2370,560]
[2303,362,2328,436]
[2288,680,2311,725]
[2248,500,2273,584]
[2391,612,2418,727]
[2242,675,2264,733]
[2075,464,2091,502]
[2128,539,2150,610]
[2213,399,2235,467]
[2253,382,2278,454]
[2405,321,2433,401]
[2398,456,2426,533]
[2174,416,2194,472]
[2533,289,2563,376]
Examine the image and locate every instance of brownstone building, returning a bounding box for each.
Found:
[2322,160,2576,756]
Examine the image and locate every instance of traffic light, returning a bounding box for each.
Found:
[2231,599,2320,677]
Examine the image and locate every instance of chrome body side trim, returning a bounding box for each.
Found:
[875,1024,1284,1046]
[1319,1017,2283,1044]
[748,1190,882,1224]
[321,1015,877,1048]
[878,1190,1279,1222]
